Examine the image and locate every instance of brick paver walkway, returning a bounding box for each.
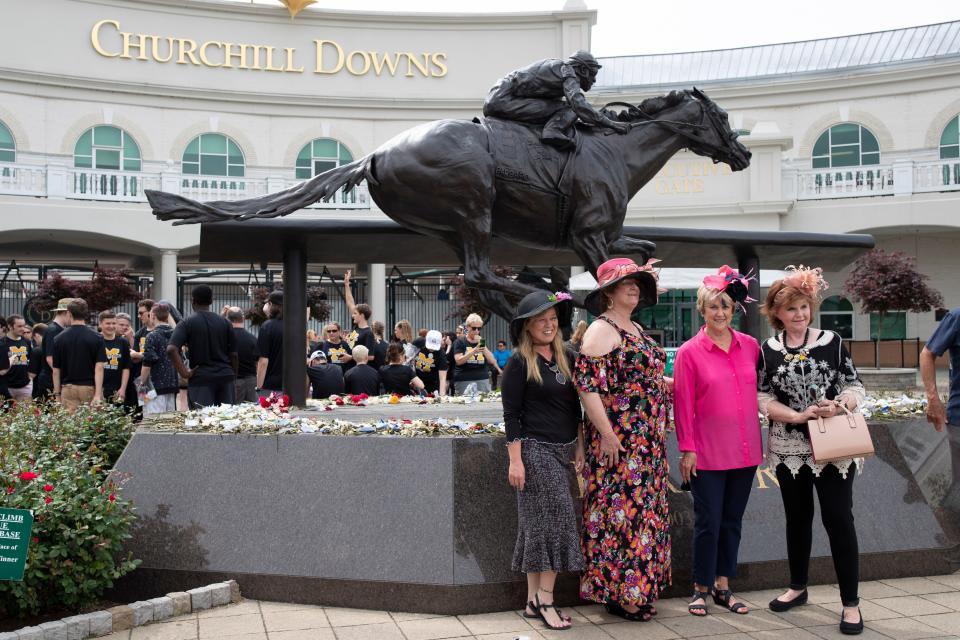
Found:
[99,573,960,640]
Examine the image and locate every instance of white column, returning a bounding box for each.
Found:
[153,250,178,303]
[368,263,386,325]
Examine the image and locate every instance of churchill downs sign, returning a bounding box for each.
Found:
[90,19,449,78]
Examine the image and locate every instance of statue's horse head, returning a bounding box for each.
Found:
[605,88,752,172]
[679,88,752,171]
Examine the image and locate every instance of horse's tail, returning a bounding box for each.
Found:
[145,156,375,226]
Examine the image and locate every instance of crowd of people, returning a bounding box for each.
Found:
[0,274,514,413]
[500,258,878,635]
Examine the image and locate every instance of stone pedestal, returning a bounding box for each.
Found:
[110,411,956,613]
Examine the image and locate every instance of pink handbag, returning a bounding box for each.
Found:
[807,404,875,463]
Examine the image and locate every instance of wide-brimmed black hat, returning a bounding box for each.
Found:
[510,290,573,346]
[583,258,661,316]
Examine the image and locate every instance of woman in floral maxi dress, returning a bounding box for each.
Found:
[575,258,672,622]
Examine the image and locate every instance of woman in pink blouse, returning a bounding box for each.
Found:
[673,266,762,617]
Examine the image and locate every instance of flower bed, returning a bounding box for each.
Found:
[0,404,139,617]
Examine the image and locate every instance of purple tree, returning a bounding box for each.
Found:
[844,249,943,367]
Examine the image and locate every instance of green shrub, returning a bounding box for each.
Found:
[0,403,139,617]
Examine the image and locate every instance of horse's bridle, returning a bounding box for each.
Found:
[603,91,740,164]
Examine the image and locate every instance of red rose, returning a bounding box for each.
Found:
[259,397,271,408]
[42,484,54,492]
[280,394,290,407]
[108,494,116,502]
[359,393,369,400]
[43,496,52,504]
[31,537,38,544]
[350,395,361,404]
[334,398,344,406]
[18,471,38,481]
[5,486,13,495]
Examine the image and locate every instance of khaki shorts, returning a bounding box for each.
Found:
[61,384,95,412]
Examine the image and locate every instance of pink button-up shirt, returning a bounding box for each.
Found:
[673,327,762,471]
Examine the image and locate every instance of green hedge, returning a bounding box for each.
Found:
[0,403,139,617]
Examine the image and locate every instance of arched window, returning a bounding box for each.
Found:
[74,126,141,171]
[182,133,245,177]
[812,124,880,168]
[940,115,959,159]
[820,295,854,339]
[295,138,353,179]
[0,121,14,163]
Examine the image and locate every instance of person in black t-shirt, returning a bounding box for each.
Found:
[98,311,131,404]
[319,322,354,373]
[0,322,9,404]
[343,345,381,396]
[169,286,238,408]
[370,321,388,370]
[3,314,33,400]
[52,299,106,413]
[342,270,377,360]
[413,330,448,395]
[41,299,73,400]
[307,350,345,399]
[257,290,284,396]
[453,313,502,395]
[226,308,258,403]
[380,343,425,396]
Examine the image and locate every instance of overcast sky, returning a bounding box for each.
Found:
[227,0,959,56]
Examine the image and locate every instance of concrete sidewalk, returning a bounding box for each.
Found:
[99,573,960,640]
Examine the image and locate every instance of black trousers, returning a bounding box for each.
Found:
[187,379,237,409]
[775,462,859,606]
[690,466,757,587]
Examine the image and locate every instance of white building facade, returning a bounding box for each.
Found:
[1,0,958,343]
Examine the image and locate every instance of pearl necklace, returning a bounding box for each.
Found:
[779,328,810,363]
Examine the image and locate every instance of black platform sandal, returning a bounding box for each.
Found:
[712,587,749,614]
[688,590,709,617]
[605,601,652,622]
[535,594,572,631]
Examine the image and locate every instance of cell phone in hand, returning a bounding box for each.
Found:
[478,339,486,349]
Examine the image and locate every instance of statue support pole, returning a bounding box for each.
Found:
[282,245,307,407]
[737,249,761,340]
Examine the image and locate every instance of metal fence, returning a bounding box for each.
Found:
[0,264,512,346]
[0,264,149,325]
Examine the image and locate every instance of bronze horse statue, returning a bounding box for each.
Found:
[146,88,750,319]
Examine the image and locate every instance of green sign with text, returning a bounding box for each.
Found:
[664,348,677,376]
[0,508,33,581]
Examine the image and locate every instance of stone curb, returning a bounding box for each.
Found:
[6,581,241,640]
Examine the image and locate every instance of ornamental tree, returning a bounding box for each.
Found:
[29,268,139,316]
[844,249,943,365]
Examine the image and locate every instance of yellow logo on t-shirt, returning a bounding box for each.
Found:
[327,345,348,363]
[138,336,147,353]
[416,351,435,373]
[346,330,359,348]
[105,347,121,370]
[467,350,485,365]
[7,345,28,365]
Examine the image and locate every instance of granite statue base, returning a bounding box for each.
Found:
[110,414,957,613]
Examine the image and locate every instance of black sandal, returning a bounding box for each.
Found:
[524,601,570,622]
[535,594,572,631]
[688,590,709,616]
[712,588,749,614]
[606,601,652,622]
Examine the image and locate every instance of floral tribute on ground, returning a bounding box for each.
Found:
[149,392,506,436]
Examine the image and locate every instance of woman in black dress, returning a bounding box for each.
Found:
[502,290,583,632]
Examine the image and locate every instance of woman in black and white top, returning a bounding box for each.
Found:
[502,290,583,632]
[757,266,866,636]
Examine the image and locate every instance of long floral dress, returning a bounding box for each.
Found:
[574,317,672,606]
